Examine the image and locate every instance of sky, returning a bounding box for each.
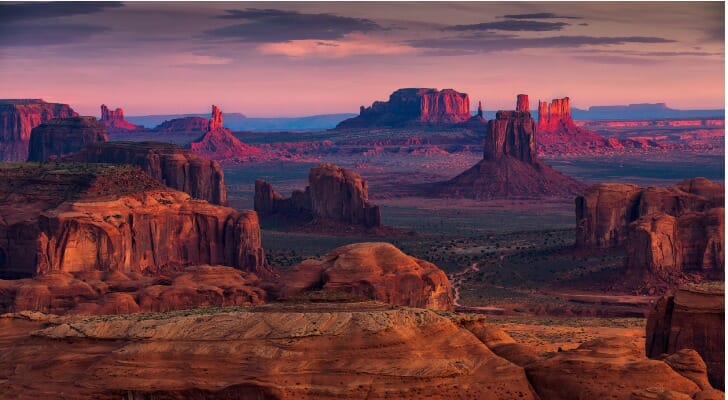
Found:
[0,1,724,117]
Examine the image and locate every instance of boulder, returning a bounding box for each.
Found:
[280,242,454,311]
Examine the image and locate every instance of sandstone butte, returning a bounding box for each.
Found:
[99,104,144,132]
[66,141,228,205]
[26,116,108,162]
[255,163,382,229]
[646,282,725,390]
[434,95,586,199]
[188,104,263,160]
[0,99,78,161]
[279,242,454,311]
[0,304,721,399]
[536,96,626,154]
[336,88,471,128]
[0,163,267,279]
[152,116,209,133]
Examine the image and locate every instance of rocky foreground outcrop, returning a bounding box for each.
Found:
[576,178,724,248]
[100,104,144,132]
[337,88,471,128]
[189,105,262,160]
[279,242,454,311]
[26,116,108,162]
[255,163,382,229]
[433,96,586,198]
[0,163,266,278]
[0,99,78,161]
[646,283,725,389]
[67,141,228,205]
[0,266,266,315]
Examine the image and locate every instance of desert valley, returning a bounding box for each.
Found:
[0,2,724,399]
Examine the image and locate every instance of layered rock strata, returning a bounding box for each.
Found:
[26,116,108,161]
[0,99,78,161]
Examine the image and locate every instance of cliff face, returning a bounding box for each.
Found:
[576,178,724,248]
[0,164,266,278]
[100,104,142,131]
[0,99,78,161]
[255,163,381,228]
[280,242,454,311]
[435,95,585,199]
[336,88,471,128]
[646,284,724,389]
[27,117,108,162]
[67,141,227,205]
[188,105,262,160]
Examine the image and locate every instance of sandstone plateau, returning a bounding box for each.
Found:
[255,163,382,229]
[153,116,209,133]
[337,88,471,128]
[279,242,454,311]
[0,163,266,278]
[67,141,228,205]
[26,116,108,162]
[189,105,263,160]
[100,104,144,132]
[646,283,724,389]
[434,96,586,198]
[0,99,78,161]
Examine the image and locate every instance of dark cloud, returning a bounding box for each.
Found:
[500,13,582,19]
[0,2,122,24]
[409,35,676,54]
[0,22,110,47]
[444,20,568,32]
[206,8,382,42]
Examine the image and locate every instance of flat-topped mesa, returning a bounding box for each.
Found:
[99,104,142,132]
[255,163,382,228]
[537,97,573,131]
[66,141,228,205]
[576,177,724,248]
[336,88,471,128]
[208,104,224,131]
[27,117,108,162]
[153,116,208,133]
[516,94,530,112]
[0,163,267,278]
[484,108,536,164]
[188,105,262,160]
[0,99,78,161]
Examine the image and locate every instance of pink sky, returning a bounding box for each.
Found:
[0,2,724,116]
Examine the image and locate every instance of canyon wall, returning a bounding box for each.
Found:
[0,99,78,161]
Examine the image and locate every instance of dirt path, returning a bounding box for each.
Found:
[449,263,480,307]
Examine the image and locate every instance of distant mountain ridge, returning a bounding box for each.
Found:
[128,113,357,131]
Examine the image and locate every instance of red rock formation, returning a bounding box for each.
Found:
[434,95,586,199]
[646,283,724,389]
[0,99,78,161]
[0,163,267,278]
[26,117,108,162]
[279,242,454,311]
[576,178,724,248]
[536,96,626,155]
[152,116,208,133]
[100,104,142,132]
[0,266,266,315]
[67,141,228,205]
[188,105,263,160]
[516,94,529,112]
[525,337,704,399]
[625,208,724,285]
[337,88,471,128]
[0,303,537,399]
[255,163,381,228]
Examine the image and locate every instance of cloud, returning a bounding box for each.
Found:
[500,13,582,20]
[0,22,110,47]
[409,35,676,54]
[206,8,382,42]
[163,53,233,66]
[573,55,658,65]
[0,2,122,23]
[444,20,568,32]
[257,35,419,58]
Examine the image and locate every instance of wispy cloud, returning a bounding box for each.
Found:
[500,13,582,20]
[444,20,568,32]
[257,34,418,58]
